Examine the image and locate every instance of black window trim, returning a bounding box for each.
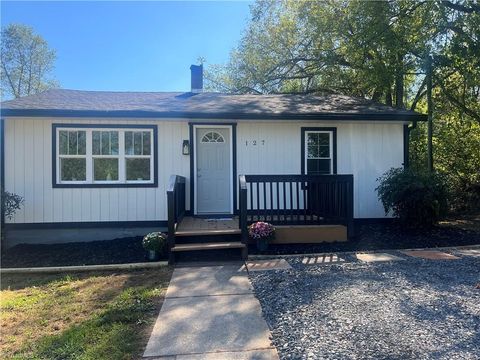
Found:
[52,123,158,188]
[301,127,337,175]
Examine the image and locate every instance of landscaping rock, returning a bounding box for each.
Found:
[250,255,480,359]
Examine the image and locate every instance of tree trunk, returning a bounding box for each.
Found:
[371,88,382,102]
[385,87,393,106]
[395,54,404,108]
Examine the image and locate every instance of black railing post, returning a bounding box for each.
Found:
[167,190,175,264]
[166,175,187,265]
[239,175,248,260]
[346,175,354,239]
[243,174,354,232]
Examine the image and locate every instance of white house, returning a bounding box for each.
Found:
[0,66,426,252]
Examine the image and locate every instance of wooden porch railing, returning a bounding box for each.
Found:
[167,175,186,263]
[239,174,354,242]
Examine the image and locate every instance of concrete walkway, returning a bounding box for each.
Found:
[143,263,279,360]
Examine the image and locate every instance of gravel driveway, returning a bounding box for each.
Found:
[250,251,480,360]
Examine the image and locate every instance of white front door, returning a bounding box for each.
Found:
[195,127,232,214]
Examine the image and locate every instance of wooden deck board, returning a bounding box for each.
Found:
[175,229,241,237]
[176,216,240,236]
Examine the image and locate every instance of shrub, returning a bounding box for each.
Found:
[142,232,167,252]
[2,191,24,220]
[376,168,448,227]
[451,180,480,214]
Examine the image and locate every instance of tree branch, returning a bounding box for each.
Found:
[436,75,480,123]
[442,1,480,14]
[1,60,18,98]
[410,76,427,111]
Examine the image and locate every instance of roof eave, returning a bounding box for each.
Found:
[0,108,428,122]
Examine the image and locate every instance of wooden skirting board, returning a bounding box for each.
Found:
[265,225,348,244]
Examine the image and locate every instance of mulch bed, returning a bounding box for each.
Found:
[1,236,167,268]
[248,221,480,255]
[2,219,479,268]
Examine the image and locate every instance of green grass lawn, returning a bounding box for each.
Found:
[0,268,172,360]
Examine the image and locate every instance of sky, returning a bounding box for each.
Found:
[1,1,252,92]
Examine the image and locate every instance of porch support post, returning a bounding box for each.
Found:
[167,175,179,265]
[167,190,175,265]
[346,175,354,239]
[239,175,248,260]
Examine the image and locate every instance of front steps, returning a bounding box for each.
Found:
[170,231,247,264]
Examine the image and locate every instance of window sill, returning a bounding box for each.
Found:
[52,182,157,188]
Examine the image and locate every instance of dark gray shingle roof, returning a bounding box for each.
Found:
[1,89,426,121]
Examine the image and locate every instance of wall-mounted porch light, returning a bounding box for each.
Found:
[182,140,190,155]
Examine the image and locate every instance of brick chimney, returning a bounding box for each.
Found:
[190,64,203,93]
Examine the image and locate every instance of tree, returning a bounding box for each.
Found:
[206,0,480,212]
[1,24,58,100]
[206,0,479,120]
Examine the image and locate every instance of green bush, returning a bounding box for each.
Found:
[376,168,448,227]
[1,191,24,220]
[142,232,167,252]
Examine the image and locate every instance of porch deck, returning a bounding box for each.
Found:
[166,174,354,264]
[175,216,241,236]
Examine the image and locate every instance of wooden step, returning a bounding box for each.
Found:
[175,229,241,237]
[171,241,246,252]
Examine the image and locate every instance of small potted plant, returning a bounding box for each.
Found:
[142,232,167,261]
[248,221,275,251]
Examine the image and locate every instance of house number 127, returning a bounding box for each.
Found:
[245,140,265,146]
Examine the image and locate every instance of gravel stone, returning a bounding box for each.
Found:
[250,253,480,360]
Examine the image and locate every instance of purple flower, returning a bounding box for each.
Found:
[248,221,275,240]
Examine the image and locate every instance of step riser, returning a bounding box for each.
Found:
[174,248,244,263]
[174,234,242,244]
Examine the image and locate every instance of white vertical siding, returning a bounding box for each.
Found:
[4,117,404,223]
[4,118,190,224]
[236,121,404,218]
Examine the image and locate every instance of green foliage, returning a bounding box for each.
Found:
[410,114,480,213]
[142,232,167,252]
[376,168,448,227]
[206,0,437,101]
[2,191,24,220]
[205,0,480,214]
[1,270,171,360]
[1,24,58,100]
[18,283,161,360]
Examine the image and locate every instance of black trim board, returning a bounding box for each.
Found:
[4,220,167,230]
[232,124,238,211]
[1,108,428,122]
[301,127,338,175]
[403,124,409,168]
[189,122,237,214]
[52,123,158,188]
[1,118,5,227]
[189,123,194,213]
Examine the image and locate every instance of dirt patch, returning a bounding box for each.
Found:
[439,214,480,232]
